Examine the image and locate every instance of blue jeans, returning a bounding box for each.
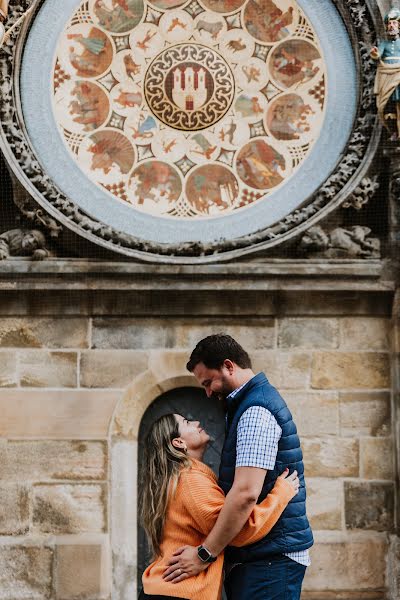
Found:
[224,555,306,600]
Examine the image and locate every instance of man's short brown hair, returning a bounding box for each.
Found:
[186,333,252,372]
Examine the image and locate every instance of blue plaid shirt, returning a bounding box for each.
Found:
[228,382,311,567]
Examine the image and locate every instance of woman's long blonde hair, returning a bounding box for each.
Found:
[139,413,191,557]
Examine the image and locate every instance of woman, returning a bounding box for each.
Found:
[139,413,299,600]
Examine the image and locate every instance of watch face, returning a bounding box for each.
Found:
[198,546,211,561]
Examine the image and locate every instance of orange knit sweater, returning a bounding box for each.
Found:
[142,459,296,600]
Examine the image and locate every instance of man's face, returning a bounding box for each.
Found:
[192,361,235,401]
[387,19,399,36]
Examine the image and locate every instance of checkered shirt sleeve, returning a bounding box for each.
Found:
[234,403,311,567]
[236,405,282,470]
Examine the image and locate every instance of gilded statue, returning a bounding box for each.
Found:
[371,8,400,139]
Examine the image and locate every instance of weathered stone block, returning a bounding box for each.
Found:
[0,318,88,348]
[311,352,390,389]
[279,352,311,389]
[32,484,105,534]
[19,351,77,387]
[302,438,359,477]
[0,352,17,387]
[0,545,53,599]
[339,392,391,437]
[174,319,276,350]
[0,441,106,481]
[360,437,394,480]
[248,351,280,387]
[92,318,276,350]
[345,481,395,531]
[278,318,339,349]
[80,350,148,388]
[306,478,342,530]
[284,392,339,437]
[0,483,29,534]
[340,317,390,350]
[303,534,387,591]
[55,536,110,599]
[0,390,119,439]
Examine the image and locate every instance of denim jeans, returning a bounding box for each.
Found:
[224,554,307,600]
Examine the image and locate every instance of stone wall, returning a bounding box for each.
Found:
[0,310,394,599]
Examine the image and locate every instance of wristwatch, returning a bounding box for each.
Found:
[197,545,217,563]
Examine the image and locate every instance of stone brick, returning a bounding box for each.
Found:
[0,318,88,348]
[284,392,339,437]
[19,351,77,387]
[92,318,276,350]
[0,545,53,599]
[248,351,280,387]
[311,352,390,389]
[55,535,110,599]
[0,390,119,439]
[306,478,342,530]
[360,437,394,480]
[32,484,105,534]
[304,534,387,591]
[0,440,106,481]
[0,352,17,387]
[80,350,148,388]
[278,318,339,349]
[302,438,359,477]
[340,317,391,350]
[345,481,395,531]
[339,392,391,437]
[279,352,311,389]
[0,484,29,534]
[173,319,276,350]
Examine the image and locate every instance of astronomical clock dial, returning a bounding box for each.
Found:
[49,0,327,218]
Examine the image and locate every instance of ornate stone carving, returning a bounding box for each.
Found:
[299,225,380,259]
[0,0,381,261]
[0,228,51,260]
[342,175,380,210]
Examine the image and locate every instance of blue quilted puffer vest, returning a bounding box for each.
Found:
[218,372,313,562]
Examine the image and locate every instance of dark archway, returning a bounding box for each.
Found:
[137,386,225,590]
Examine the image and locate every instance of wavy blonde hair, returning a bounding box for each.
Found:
[139,413,191,557]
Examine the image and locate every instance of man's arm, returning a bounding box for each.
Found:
[202,466,267,555]
[163,466,266,582]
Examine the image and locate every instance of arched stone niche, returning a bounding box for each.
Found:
[109,352,202,600]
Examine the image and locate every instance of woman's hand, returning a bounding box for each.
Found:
[278,468,300,494]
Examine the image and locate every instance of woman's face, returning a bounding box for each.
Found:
[173,414,210,454]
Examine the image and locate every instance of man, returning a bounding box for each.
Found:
[163,334,313,599]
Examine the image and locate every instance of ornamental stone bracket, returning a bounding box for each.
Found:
[0,0,385,263]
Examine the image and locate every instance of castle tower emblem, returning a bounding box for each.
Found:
[172,66,208,111]
[145,43,235,131]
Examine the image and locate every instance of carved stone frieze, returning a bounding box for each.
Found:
[0,0,382,262]
[299,225,381,259]
[342,175,380,210]
[0,228,51,260]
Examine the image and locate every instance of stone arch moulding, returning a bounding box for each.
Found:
[109,352,200,600]
[1,0,380,264]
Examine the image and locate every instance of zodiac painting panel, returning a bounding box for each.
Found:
[52,0,327,219]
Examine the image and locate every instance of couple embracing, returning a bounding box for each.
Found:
[139,334,313,600]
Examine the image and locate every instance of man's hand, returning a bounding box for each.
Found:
[162,545,208,583]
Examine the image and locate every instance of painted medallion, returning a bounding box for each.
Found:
[52,0,327,219]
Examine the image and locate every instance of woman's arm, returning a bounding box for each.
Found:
[180,467,296,543]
